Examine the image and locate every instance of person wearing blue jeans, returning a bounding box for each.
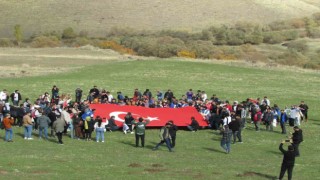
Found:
[3,113,14,142]
[5,128,13,142]
[94,116,106,142]
[153,123,173,152]
[220,125,232,154]
[23,112,34,139]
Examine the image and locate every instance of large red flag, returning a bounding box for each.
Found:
[89,104,207,127]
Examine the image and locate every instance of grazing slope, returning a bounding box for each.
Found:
[0,0,319,37]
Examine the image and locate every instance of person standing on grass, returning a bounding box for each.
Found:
[278,141,296,180]
[37,112,51,140]
[10,90,22,106]
[253,108,262,131]
[280,110,288,134]
[94,116,106,143]
[228,116,242,143]
[263,108,274,131]
[153,123,173,152]
[3,113,14,142]
[220,125,232,154]
[75,87,83,103]
[132,117,150,148]
[168,120,178,148]
[291,126,303,157]
[53,111,66,145]
[299,101,309,123]
[23,111,33,140]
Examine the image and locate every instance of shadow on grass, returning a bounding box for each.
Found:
[203,147,225,154]
[267,150,281,155]
[236,171,277,179]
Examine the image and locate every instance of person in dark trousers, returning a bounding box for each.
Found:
[228,116,242,143]
[299,101,309,123]
[278,141,296,180]
[291,126,303,157]
[131,117,150,147]
[280,109,288,134]
[53,112,66,145]
[152,123,173,152]
[168,120,178,148]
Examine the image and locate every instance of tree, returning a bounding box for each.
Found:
[14,24,23,46]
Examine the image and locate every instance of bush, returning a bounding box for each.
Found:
[62,27,77,39]
[186,40,215,59]
[98,40,136,55]
[287,40,308,54]
[177,50,196,59]
[0,38,14,47]
[263,32,285,44]
[30,36,60,48]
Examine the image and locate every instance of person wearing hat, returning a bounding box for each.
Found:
[3,113,14,142]
[278,140,296,180]
[152,122,173,152]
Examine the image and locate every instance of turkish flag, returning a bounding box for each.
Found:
[89,104,207,127]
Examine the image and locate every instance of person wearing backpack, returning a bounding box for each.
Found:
[253,108,262,131]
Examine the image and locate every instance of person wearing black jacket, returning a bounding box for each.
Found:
[228,116,242,143]
[278,142,296,180]
[291,126,303,157]
[124,112,134,134]
[168,120,178,148]
[187,117,199,132]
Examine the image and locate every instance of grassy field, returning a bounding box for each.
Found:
[0,48,319,179]
[0,0,319,38]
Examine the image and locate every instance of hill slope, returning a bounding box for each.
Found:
[1,0,319,38]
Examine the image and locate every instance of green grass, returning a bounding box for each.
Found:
[0,59,320,179]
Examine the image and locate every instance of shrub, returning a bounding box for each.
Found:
[62,27,77,39]
[177,50,196,59]
[30,36,60,48]
[186,40,214,59]
[0,38,14,47]
[98,40,136,55]
[287,40,308,54]
[263,32,285,44]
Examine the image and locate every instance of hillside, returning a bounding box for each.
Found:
[1,0,319,38]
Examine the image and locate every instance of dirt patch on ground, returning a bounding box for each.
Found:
[151,163,163,168]
[128,163,142,168]
[144,168,167,173]
[0,170,8,175]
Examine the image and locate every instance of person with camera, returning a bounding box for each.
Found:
[132,117,150,148]
[278,140,296,180]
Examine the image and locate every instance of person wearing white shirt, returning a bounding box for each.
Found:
[94,116,107,142]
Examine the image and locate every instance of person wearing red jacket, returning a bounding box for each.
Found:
[3,113,14,142]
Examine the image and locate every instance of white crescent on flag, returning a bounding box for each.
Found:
[109,111,159,122]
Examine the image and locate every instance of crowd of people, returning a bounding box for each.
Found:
[0,85,307,179]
